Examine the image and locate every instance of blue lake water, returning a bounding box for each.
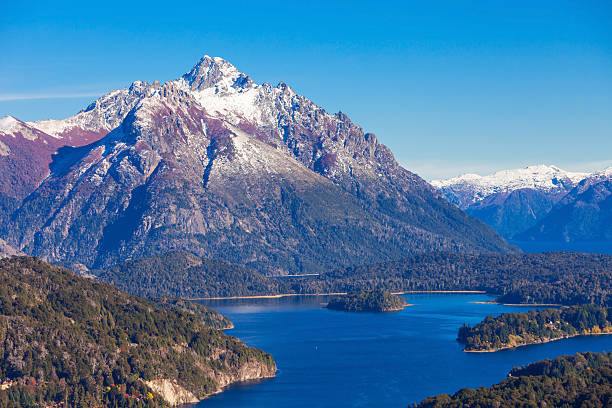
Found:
[510,240,612,255]
[197,294,612,407]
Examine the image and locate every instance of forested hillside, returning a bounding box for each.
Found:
[417,352,612,407]
[457,305,612,351]
[96,251,281,298]
[0,256,275,407]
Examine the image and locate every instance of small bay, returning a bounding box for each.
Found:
[197,294,611,407]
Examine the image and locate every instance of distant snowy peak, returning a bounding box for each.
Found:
[431,165,590,208]
[592,167,612,180]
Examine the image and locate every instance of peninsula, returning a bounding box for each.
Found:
[0,256,276,407]
[457,305,612,352]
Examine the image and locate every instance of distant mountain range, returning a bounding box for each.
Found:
[0,55,514,273]
[432,165,612,244]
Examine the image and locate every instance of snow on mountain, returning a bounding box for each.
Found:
[0,116,19,133]
[516,167,612,243]
[1,54,516,272]
[28,81,156,144]
[591,167,612,180]
[431,165,590,208]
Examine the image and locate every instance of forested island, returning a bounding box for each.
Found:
[96,251,612,307]
[457,305,612,352]
[417,351,612,407]
[0,256,276,407]
[326,290,408,312]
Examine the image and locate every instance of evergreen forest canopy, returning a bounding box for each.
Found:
[0,256,275,408]
[97,251,612,307]
[417,351,612,407]
[457,305,612,351]
[326,290,408,312]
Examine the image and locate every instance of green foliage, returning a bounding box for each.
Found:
[95,251,280,298]
[457,305,612,351]
[417,352,612,407]
[326,290,407,312]
[96,251,612,308]
[0,256,275,407]
[154,298,233,330]
[297,252,612,306]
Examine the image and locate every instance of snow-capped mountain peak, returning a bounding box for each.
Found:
[0,116,19,133]
[183,55,255,93]
[27,81,157,144]
[431,165,590,208]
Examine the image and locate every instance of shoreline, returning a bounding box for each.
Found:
[186,292,348,301]
[463,331,612,353]
[187,290,487,301]
[469,301,562,306]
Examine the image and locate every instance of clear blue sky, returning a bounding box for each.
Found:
[1,1,611,179]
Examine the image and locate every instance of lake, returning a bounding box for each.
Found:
[510,240,612,255]
[197,294,612,407]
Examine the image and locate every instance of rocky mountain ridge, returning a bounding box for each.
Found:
[433,165,612,244]
[431,165,589,209]
[517,169,612,243]
[0,55,515,273]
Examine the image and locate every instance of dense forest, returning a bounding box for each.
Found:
[417,351,612,407]
[326,290,408,312]
[97,251,612,307]
[0,256,275,407]
[457,305,612,351]
[95,251,280,298]
[295,252,612,306]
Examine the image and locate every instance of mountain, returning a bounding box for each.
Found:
[431,165,588,209]
[431,165,590,239]
[517,168,612,243]
[0,82,152,203]
[464,188,562,238]
[0,256,275,407]
[1,56,515,273]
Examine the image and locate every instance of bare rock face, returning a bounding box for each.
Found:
[1,56,515,274]
[0,238,22,259]
[145,379,199,406]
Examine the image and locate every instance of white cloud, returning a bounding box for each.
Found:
[0,92,103,102]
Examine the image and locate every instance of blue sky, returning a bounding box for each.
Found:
[1,1,610,179]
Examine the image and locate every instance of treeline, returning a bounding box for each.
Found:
[95,251,281,298]
[326,290,407,312]
[0,256,275,407]
[457,305,612,351]
[96,251,612,307]
[295,252,612,306]
[417,351,612,407]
